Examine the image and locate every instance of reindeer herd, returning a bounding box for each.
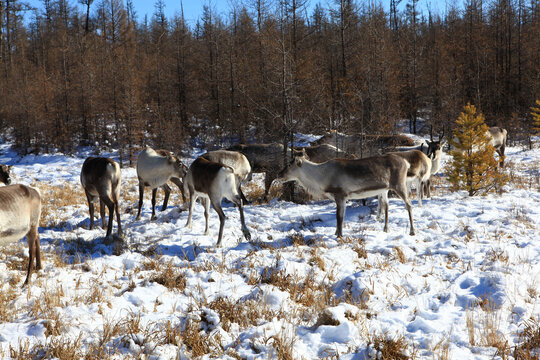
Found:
[0,127,507,285]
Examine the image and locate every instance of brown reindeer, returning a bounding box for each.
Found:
[0,184,42,285]
[80,157,123,238]
[184,156,251,247]
[0,164,12,185]
[136,147,188,221]
[278,154,416,237]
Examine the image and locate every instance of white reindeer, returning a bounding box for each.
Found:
[136,147,188,221]
[0,184,42,285]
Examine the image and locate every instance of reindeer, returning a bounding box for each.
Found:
[377,150,431,219]
[136,147,188,221]
[487,126,507,167]
[0,164,12,185]
[295,144,356,163]
[201,150,251,203]
[421,128,445,198]
[227,143,285,201]
[278,154,416,237]
[0,184,42,285]
[184,156,251,247]
[312,130,415,157]
[80,157,123,238]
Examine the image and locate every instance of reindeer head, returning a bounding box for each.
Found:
[0,165,12,185]
[278,153,308,182]
[167,153,188,178]
[426,127,445,159]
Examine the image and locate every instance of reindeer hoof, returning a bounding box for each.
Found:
[243,229,251,241]
[150,215,157,221]
[409,230,416,236]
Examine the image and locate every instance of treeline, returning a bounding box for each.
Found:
[0,0,538,164]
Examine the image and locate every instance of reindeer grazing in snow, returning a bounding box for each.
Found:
[136,147,188,221]
[0,164,12,185]
[278,154,416,237]
[201,150,251,204]
[184,156,251,247]
[0,184,42,285]
[80,157,123,238]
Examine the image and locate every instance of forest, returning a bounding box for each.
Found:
[0,0,538,165]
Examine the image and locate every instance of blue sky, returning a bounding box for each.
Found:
[25,0,456,27]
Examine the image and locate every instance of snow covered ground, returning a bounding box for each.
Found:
[0,138,539,359]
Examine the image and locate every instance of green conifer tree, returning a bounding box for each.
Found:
[448,103,507,196]
[532,100,540,136]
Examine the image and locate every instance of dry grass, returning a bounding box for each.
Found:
[370,333,412,360]
[149,261,187,291]
[514,318,540,360]
[32,181,86,227]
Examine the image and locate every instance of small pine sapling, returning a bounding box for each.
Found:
[448,103,507,196]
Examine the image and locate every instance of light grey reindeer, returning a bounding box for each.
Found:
[278,154,416,237]
[136,147,188,221]
[80,157,123,238]
[184,156,251,247]
[0,184,42,286]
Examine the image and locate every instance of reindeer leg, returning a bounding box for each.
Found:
[394,186,416,236]
[115,199,123,237]
[203,197,211,236]
[161,183,171,211]
[99,199,107,230]
[185,189,197,229]
[234,196,251,241]
[85,191,95,230]
[103,197,115,238]
[376,194,384,221]
[211,199,226,247]
[417,179,423,207]
[379,191,389,232]
[136,180,144,220]
[151,188,158,220]
[23,226,39,286]
[334,195,346,238]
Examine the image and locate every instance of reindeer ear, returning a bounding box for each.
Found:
[8,165,13,170]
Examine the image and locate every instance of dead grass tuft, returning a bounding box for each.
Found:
[182,318,211,357]
[370,333,411,360]
[150,261,186,291]
[514,318,540,360]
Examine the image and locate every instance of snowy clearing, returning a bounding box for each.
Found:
[0,139,539,359]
